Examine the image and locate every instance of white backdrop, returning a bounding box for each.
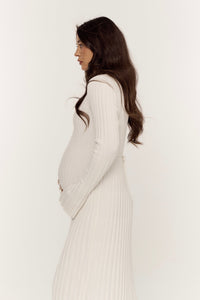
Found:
[0,1,200,299]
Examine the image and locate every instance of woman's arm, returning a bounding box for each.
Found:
[59,78,120,220]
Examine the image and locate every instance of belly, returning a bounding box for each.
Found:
[58,135,94,189]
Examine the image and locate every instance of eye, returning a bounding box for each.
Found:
[76,43,83,48]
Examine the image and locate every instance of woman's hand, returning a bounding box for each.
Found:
[57,179,63,192]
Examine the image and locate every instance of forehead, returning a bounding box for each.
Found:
[76,34,81,43]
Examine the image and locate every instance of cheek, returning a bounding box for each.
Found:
[81,49,86,57]
[85,50,92,61]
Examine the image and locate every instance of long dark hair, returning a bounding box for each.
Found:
[74,16,144,147]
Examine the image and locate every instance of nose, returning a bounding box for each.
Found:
[74,48,79,57]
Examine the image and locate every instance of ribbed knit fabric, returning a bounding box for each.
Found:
[52,74,137,300]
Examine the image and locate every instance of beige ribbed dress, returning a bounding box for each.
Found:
[52,74,137,300]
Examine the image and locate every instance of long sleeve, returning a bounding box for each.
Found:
[59,79,120,220]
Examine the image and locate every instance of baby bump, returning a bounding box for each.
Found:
[58,137,94,189]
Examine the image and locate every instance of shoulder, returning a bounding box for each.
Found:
[87,74,121,114]
[88,74,120,94]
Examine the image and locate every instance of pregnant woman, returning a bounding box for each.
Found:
[52,16,144,300]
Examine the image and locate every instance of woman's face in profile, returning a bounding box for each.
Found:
[74,34,93,71]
